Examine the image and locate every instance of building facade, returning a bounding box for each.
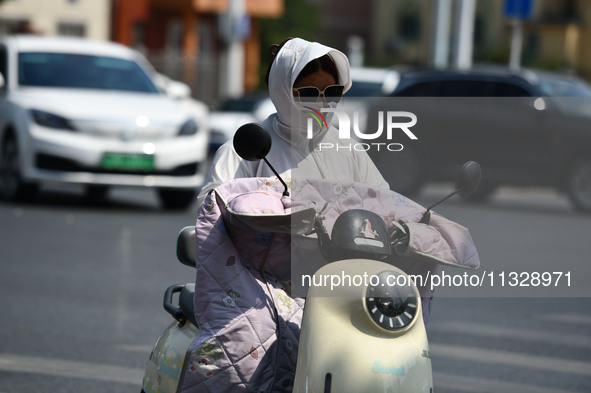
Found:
[1,0,589,97]
[0,0,110,39]
[112,0,283,102]
[0,0,283,102]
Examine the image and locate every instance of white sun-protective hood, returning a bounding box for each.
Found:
[197,38,388,208]
[268,38,352,148]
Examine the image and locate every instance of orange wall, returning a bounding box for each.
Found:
[112,0,149,46]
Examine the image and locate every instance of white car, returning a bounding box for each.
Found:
[348,67,401,97]
[208,94,275,151]
[0,35,210,209]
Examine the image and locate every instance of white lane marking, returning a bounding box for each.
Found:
[434,371,578,393]
[0,353,144,385]
[431,343,591,377]
[431,320,591,349]
[535,312,591,326]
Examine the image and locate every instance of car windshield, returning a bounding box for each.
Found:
[538,76,591,97]
[345,81,384,97]
[218,96,264,112]
[18,52,159,93]
[537,75,591,118]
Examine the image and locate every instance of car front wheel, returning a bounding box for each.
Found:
[0,135,37,201]
[158,189,196,210]
[567,157,591,213]
[84,185,110,205]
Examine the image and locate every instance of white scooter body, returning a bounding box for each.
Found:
[143,283,200,393]
[144,319,200,393]
[142,237,432,393]
[142,123,479,393]
[294,260,431,393]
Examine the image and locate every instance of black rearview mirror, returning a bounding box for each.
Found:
[456,161,482,198]
[233,123,271,161]
[419,160,482,224]
[232,122,290,197]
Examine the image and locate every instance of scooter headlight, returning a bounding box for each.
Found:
[365,271,418,332]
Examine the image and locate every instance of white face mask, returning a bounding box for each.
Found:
[297,98,339,112]
[292,100,339,142]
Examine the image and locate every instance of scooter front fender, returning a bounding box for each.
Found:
[294,259,432,393]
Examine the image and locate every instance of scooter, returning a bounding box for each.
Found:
[141,123,481,393]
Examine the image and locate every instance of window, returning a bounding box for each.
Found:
[438,81,496,96]
[398,13,420,42]
[57,22,86,37]
[396,80,531,97]
[0,18,29,35]
[0,46,7,90]
[395,82,439,97]
[493,83,531,97]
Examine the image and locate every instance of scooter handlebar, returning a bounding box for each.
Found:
[163,284,186,323]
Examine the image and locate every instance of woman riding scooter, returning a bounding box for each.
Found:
[181,38,479,393]
[197,37,388,204]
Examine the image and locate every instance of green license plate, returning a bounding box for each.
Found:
[101,153,155,171]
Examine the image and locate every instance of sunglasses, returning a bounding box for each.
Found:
[294,85,345,103]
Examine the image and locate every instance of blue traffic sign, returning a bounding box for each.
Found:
[504,0,534,19]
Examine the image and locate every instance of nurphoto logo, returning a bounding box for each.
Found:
[306,108,418,152]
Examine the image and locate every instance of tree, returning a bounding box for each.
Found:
[258,0,320,88]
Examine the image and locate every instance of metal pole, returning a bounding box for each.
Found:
[509,18,524,71]
[432,0,452,69]
[219,0,245,99]
[452,0,476,70]
[347,35,365,68]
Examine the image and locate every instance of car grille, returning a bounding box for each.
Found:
[35,154,199,176]
[73,121,174,141]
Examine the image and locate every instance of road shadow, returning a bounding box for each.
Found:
[0,186,198,214]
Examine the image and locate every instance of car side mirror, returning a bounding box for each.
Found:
[166,79,191,100]
[153,72,191,99]
[0,72,5,89]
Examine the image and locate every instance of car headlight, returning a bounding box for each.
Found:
[30,109,76,131]
[365,271,418,332]
[178,118,198,136]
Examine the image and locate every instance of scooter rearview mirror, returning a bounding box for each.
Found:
[233,123,272,161]
[456,161,482,198]
[419,161,482,224]
[232,123,289,197]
